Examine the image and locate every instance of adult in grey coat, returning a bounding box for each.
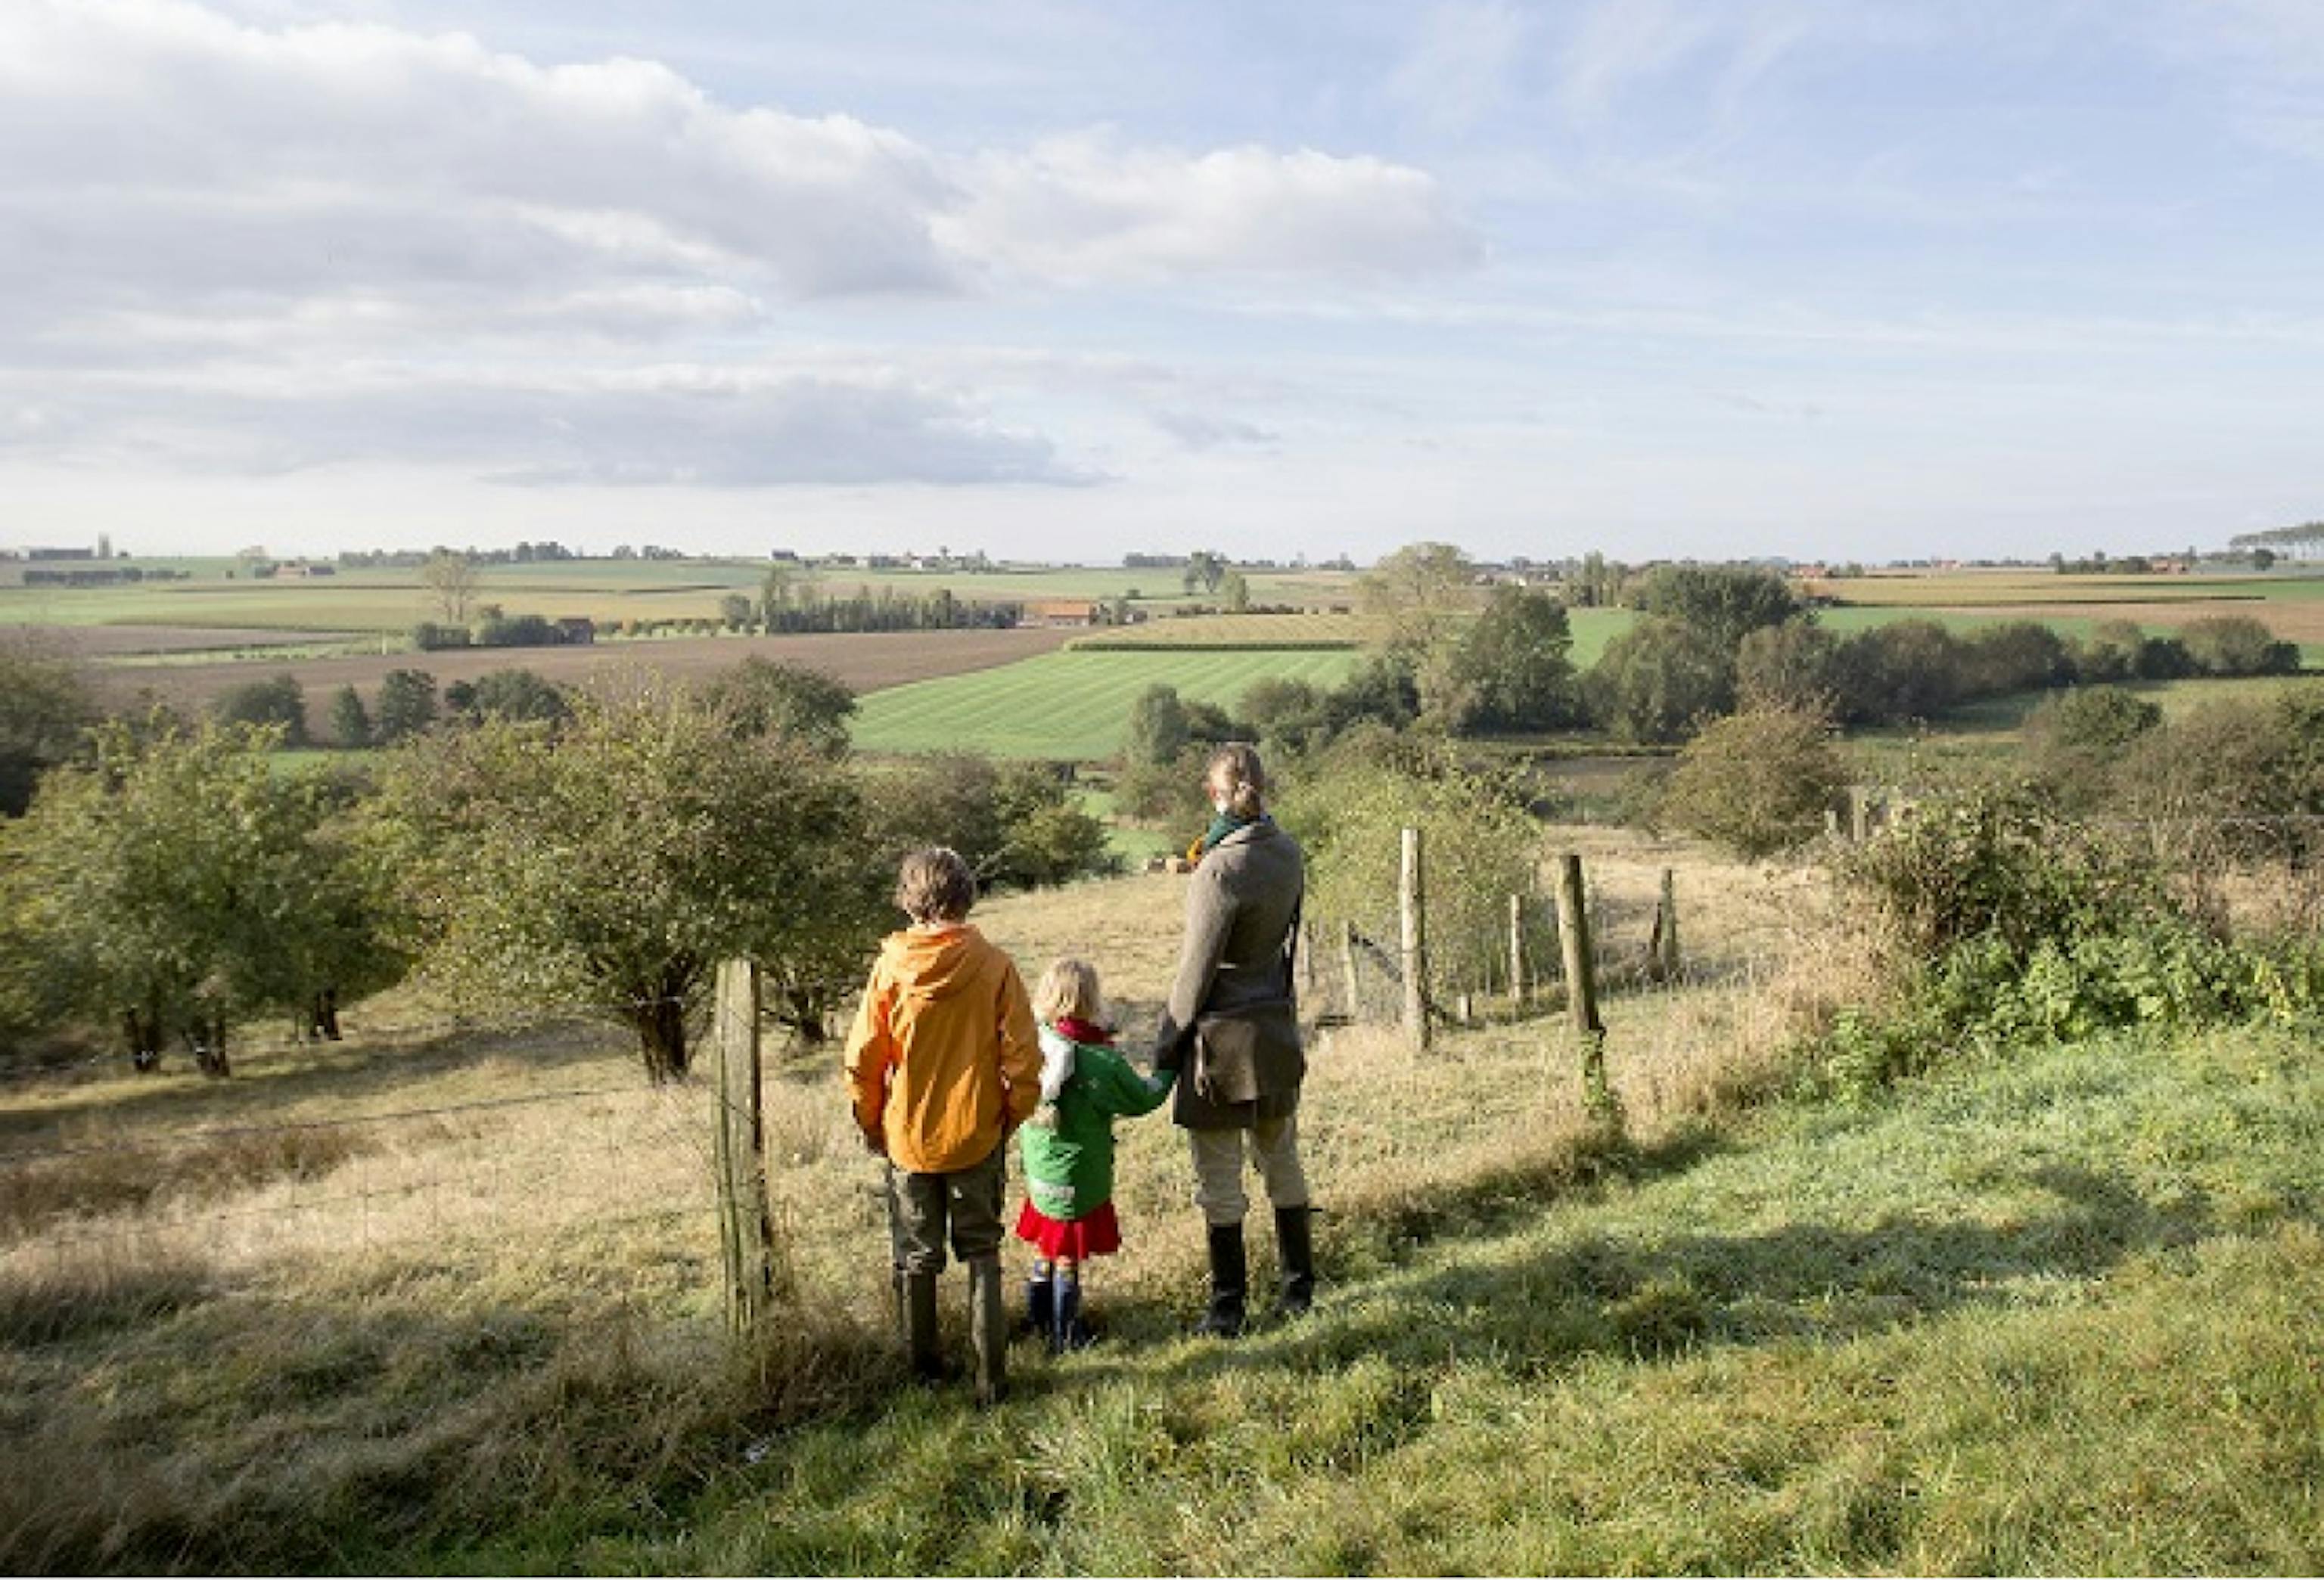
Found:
[1154,742,1314,1336]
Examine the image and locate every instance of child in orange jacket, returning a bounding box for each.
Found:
[844,847,1040,1404]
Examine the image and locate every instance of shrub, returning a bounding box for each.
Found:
[1661,703,1847,858]
[410,622,471,652]
[2180,615,2300,677]
[2021,686,2161,810]
[212,674,308,747]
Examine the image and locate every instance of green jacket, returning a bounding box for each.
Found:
[1018,1028,1173,1223]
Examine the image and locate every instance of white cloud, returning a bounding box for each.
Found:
[0,0,1474,491]
[940,132,1481,286]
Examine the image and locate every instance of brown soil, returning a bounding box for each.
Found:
[11,625,354,657]
[101,626,1080,734]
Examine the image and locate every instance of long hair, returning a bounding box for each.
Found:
[1205,741,1267,819]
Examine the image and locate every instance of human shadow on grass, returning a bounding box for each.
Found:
[1128,1162,2256,1394]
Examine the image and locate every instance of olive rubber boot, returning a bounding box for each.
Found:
[1195,1221,1247,1338]
[903,1271,943,1383]
[968,1254,1008,1407]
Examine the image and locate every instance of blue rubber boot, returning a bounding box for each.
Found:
[1050,1268,1094,1353]
[1024,1261,1055,1336]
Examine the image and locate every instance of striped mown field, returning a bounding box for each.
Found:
[850,647,1363,759]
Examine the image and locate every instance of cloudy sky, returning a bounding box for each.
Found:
[5,0,2321,563]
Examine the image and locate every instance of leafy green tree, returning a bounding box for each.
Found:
[1588,617,1737,743]
[1276,740,1543,1001]
[1959,620,2075,697]
[2071,619,2146,684]
[1221,570,1251,613]
[1,717,400,1073]
[719,593,754,628]
[0,638,99,817]
[328,685,373,749]
[1358,542,1476,653]
[1736,621,1841,715]
[1124,684,1192,768]
[213,673,309,747]
[1238,677,1325,752]
[701,657,856,755]
[1661,703,1847,858]
[1423,585,1577,732]
[1830,619,1965,724]
[369,679,878,1079]
[374,669,439,743]
[1636,564,1800,652]
[461,669,572,725]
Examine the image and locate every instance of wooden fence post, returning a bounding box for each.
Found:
[1340,920,1362,1024]
[713,958,778,1336]
[1552,854,1617,1122]
[1508,892,1527,1006]
[1647,868,1680,983]
[1400,826,1431,1054]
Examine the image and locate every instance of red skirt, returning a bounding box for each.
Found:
[1014,1200,1122,1260]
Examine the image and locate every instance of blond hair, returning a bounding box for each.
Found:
[1033,957,1106,1026]
[1205,741,1267,820]
[893,846,975,923]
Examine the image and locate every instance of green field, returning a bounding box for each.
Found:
[852,649,1364,759]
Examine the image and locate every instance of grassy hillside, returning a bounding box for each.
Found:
[1,852,2316,1572]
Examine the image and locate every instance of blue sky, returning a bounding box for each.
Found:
[3,0,2319,563]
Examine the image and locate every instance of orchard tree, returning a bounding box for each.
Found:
[213,673,309,746]
[370,677,881,1081]
[0,717,400,1072]
[0,638,100,817]
[329,685,374,749]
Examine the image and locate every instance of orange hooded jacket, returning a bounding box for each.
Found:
[844,922,1040,1175]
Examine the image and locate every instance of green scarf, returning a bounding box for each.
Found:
[1199,809,1264,855]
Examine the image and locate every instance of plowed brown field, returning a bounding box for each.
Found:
[99,626,1080,736]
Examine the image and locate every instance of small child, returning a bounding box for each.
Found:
[1016,958,1175,1352]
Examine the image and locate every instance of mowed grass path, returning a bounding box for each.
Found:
[851,648,1363,758]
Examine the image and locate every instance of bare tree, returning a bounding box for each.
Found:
[422,549,480,624]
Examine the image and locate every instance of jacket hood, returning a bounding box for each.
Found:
[880,924,986,1002]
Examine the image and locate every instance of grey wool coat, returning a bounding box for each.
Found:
[1154,818,1306,1130]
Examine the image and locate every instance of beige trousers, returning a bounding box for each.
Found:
[1188,1116,1310,1226]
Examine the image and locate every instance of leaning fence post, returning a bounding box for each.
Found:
[1400,827,1431,1054]
[1553,854,1617,1122]
[713,958,777,1336]
[1340,920,1362,1023]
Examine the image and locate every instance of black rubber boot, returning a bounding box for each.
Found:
[1274,1204,1316,1318]
[1195,1221,1247,1338]
[1024,1263,1055,1337]
[903,1270,944,1383]
[1050,1270,1093,1354]
[968,1254,1007,1407]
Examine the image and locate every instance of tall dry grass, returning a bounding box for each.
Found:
[0,828,1879,1569]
